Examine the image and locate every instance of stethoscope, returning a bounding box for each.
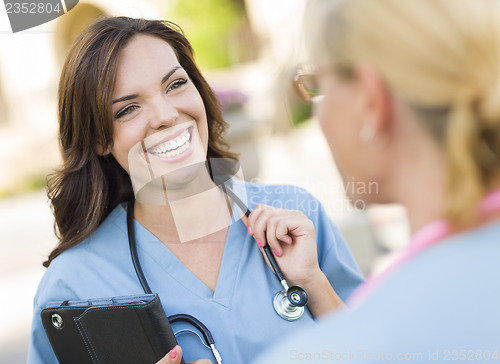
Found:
[127,185,309,364]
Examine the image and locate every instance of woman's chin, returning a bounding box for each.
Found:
[161,162,206,190]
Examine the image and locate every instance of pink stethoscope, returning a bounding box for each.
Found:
[348,187,500,307]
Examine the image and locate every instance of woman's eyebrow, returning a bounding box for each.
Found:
[112,66,182,104]
[161,66,181,85]
[112,94,138,104]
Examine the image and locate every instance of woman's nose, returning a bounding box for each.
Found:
[149,96,179,129]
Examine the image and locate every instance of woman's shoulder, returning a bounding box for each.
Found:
[364,220,500,310]
[56,202,128,261]
[240,179,310,196]
[34,204,130,306]
[235,179,318,207]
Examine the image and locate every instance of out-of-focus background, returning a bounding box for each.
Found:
[0,0,409,362]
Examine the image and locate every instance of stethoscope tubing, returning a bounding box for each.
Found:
[126,183,307,363]
[127,199,152,295]
[127,198,221,364]
[221,186,287,283]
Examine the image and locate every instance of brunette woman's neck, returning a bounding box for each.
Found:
[132,173,233,245]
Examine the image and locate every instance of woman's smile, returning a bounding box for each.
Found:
[147,126,194,162]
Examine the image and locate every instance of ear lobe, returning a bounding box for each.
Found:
[96,144,111,156]
[359,123,376,142]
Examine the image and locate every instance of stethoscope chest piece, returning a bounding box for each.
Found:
[273,285,308,321]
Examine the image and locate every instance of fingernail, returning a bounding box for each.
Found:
[273,249,280,257]
[256,239,263,248]
[248,226,253,235]
[169,346,177,359]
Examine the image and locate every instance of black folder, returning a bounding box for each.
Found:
[41,293,183,364]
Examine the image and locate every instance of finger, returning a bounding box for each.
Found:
[187,360,213,364]
[246,204,270,247]
[270,211,316,256]
[264,215,279,256]
[252,207,277,248]
[245,204,267,235]
[284,213,316,239]
[156,345,183,364]
[265,215,288,257]
[268,213,295,245]
[275,219,293,245]
[265,213,299,256]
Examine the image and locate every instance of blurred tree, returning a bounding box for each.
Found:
[171,0,258,70]
[54,3,107,65]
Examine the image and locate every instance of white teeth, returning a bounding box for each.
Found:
[149,128,192,158]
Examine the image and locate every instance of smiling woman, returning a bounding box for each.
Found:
[27,16,364,364]
[46,18,234,266]
[107,35,208,181]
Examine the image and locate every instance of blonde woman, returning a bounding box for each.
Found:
[253,0,500,361]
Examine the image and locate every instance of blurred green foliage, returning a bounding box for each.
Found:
[291,102,313,127]
[171,0,246,70]
[0,173,46,199]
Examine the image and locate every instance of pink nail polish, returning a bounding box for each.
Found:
[169,346,177,359]
[248,226,253,235]
[256,239,263,248]
[273,249,280,257]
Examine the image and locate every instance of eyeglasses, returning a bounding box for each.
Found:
[293,63,323,104]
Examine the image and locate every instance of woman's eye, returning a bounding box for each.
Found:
[167,79,188,93]
[115,105,138,119]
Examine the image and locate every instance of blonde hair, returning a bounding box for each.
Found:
[307,0,500,225]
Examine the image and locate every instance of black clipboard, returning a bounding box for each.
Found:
[41,293,183,364]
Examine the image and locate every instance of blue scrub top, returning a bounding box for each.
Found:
[28,180,364,363]
[253,220,500,363]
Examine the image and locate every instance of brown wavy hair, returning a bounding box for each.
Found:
[45,17,237,267]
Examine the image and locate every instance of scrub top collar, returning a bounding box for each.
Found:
[120,178,250,307]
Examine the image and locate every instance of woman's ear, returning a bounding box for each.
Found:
[96,144,111,156]
[355,63,393,145]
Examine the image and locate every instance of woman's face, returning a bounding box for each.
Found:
[109,34,208,186]
[314,68,382,203]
